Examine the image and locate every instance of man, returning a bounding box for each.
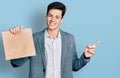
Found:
[10,2,100,78]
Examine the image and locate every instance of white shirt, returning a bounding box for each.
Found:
[45,30,61,78]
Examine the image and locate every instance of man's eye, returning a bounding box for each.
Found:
[56,16,61,19]
[56,17,59,19]
[48,14,52,17]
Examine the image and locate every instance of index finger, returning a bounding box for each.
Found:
[92,41,100,46]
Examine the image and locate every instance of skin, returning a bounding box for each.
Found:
[9,9,100,58]
[46,9,63,39]
[84,41,100,58]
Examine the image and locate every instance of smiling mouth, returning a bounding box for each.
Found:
[49,22,56,26]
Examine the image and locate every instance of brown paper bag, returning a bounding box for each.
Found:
[2,28,36,60]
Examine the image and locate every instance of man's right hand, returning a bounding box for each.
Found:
[9,26,23,35]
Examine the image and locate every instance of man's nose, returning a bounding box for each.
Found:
[51,17,55,21]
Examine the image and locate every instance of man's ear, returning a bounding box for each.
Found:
[61,18,63,23]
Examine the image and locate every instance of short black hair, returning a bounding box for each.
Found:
[47,2,66,18]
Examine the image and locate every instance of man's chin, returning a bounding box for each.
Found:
[47,27,55,30]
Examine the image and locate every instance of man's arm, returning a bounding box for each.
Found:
[71,35,100,71]
[11,57,29,67]
[72,52,90,71]
[9,26,29,67]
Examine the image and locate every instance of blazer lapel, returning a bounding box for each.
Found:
[61,30,67,70]
[38,30,46,69]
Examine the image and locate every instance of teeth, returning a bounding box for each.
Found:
[50,22,56,26]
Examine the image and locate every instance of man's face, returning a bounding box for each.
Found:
[46,9,63,31]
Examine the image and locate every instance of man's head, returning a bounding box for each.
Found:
[47,2,66,18]
[46,2,66,31]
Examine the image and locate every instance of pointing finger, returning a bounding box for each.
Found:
[92,41,100,46]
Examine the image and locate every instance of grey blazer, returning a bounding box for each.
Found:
[11,29,89,78]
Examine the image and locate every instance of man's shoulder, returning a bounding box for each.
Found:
[60,30,74,37]
[33,29,45,38]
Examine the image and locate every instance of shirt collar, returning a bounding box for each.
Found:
[45,29,61,39]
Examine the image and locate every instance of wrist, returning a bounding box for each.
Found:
[83,52,90,59]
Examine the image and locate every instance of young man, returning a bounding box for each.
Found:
[10,2,99,78]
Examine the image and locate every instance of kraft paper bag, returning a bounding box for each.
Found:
[2,28,36,60]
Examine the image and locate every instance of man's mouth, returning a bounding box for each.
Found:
[49,22,56,26]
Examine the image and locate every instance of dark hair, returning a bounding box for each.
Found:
[47,2,66,18]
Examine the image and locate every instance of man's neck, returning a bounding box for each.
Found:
[47,28,59,39]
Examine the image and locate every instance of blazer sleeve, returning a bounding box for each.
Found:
[11,57,29,67]
[71,35,90,71]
